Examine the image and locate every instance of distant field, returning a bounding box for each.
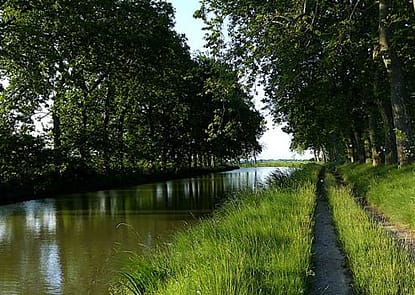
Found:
[241,160,311,168]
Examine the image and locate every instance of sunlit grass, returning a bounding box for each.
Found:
[111,165,319,295]
[327,174,415,294]
[339,163,415,229]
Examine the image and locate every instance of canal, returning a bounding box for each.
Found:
[0,167,286,294]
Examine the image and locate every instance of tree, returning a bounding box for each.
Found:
[190,56,265,165]
[196,0,415,165]
[0,1,267,195]
[377,0,413,166]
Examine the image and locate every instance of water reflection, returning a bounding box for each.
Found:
[40,242,62,294]
[0,219,8,243]
[0,167,283,295]
[24,200,57,235]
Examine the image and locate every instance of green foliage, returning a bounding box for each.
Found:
[112,165,319,294]
[196,0,415,165]
[0,1,265,196]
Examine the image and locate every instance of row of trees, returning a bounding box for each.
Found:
[0,0,264,192]
[197,0,415,166]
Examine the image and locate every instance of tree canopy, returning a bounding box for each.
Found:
[196,0,415,166]
[0,0,265,195]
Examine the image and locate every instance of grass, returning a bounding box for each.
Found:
[326,173,415,294]
[111,164,320,295]
[338,163,415,229]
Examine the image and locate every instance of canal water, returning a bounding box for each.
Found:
[0,167,286,295]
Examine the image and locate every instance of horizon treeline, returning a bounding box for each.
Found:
[197,0,415,166]
[0,0,265,193]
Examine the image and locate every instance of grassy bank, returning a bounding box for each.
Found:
[338,163,415,230]
[326,173,415,294]
[111,165,319,295]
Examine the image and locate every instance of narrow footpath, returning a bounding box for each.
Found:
[331,169,415,260]
[310,168,353,295]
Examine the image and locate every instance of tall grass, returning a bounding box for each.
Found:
[327,174,415,294]
[111,165,319,295]
[339,164,415,229]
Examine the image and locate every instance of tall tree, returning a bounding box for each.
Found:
[377,0,413,166]
[196,0,415,165]
[0,0,266,195]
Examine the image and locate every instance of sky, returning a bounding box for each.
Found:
[168,0,310,160]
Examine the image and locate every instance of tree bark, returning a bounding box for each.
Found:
[117,107,127,171]
[377,99,398,164]
[373,64,397,165]
[103,83,112,174]
[52,100,62,168]
[368,113,380,166]
[352,130,366,163]
[379,0,413,166]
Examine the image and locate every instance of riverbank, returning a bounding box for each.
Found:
[111,163,415,294]
[0,165,238,205]
[111,164,320,294]
[0,166,281,295]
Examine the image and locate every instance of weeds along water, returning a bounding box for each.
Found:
[326,174,415,294]
[111,164,320,295]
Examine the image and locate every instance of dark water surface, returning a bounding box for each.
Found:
[0,167,285,294]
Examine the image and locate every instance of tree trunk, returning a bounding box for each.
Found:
[329,133,340,162]
[347,139,354,163]
[379,0,413,166]
[368,113,380,166]
[118,107,127,171]
[353,131,366,163]
[377,99,397,164]
[373,67,397,165]
[103,83,112,174]
[52,100,62,168]
[77,102,89,166]
[314,148,321,162]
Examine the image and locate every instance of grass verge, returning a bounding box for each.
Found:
[338,163,415,229]
[110,164,320,295]
[326,173,415,294]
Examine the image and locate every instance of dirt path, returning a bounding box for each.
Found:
[331,169,415,259]
[309,168,353,295]
[365,206,415,252]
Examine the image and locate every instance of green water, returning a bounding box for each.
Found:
[0,167,284,294]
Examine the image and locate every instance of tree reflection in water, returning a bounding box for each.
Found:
[0,167,285,294]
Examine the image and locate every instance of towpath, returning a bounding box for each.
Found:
[309,168,353,295]
[331,168,415,261]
